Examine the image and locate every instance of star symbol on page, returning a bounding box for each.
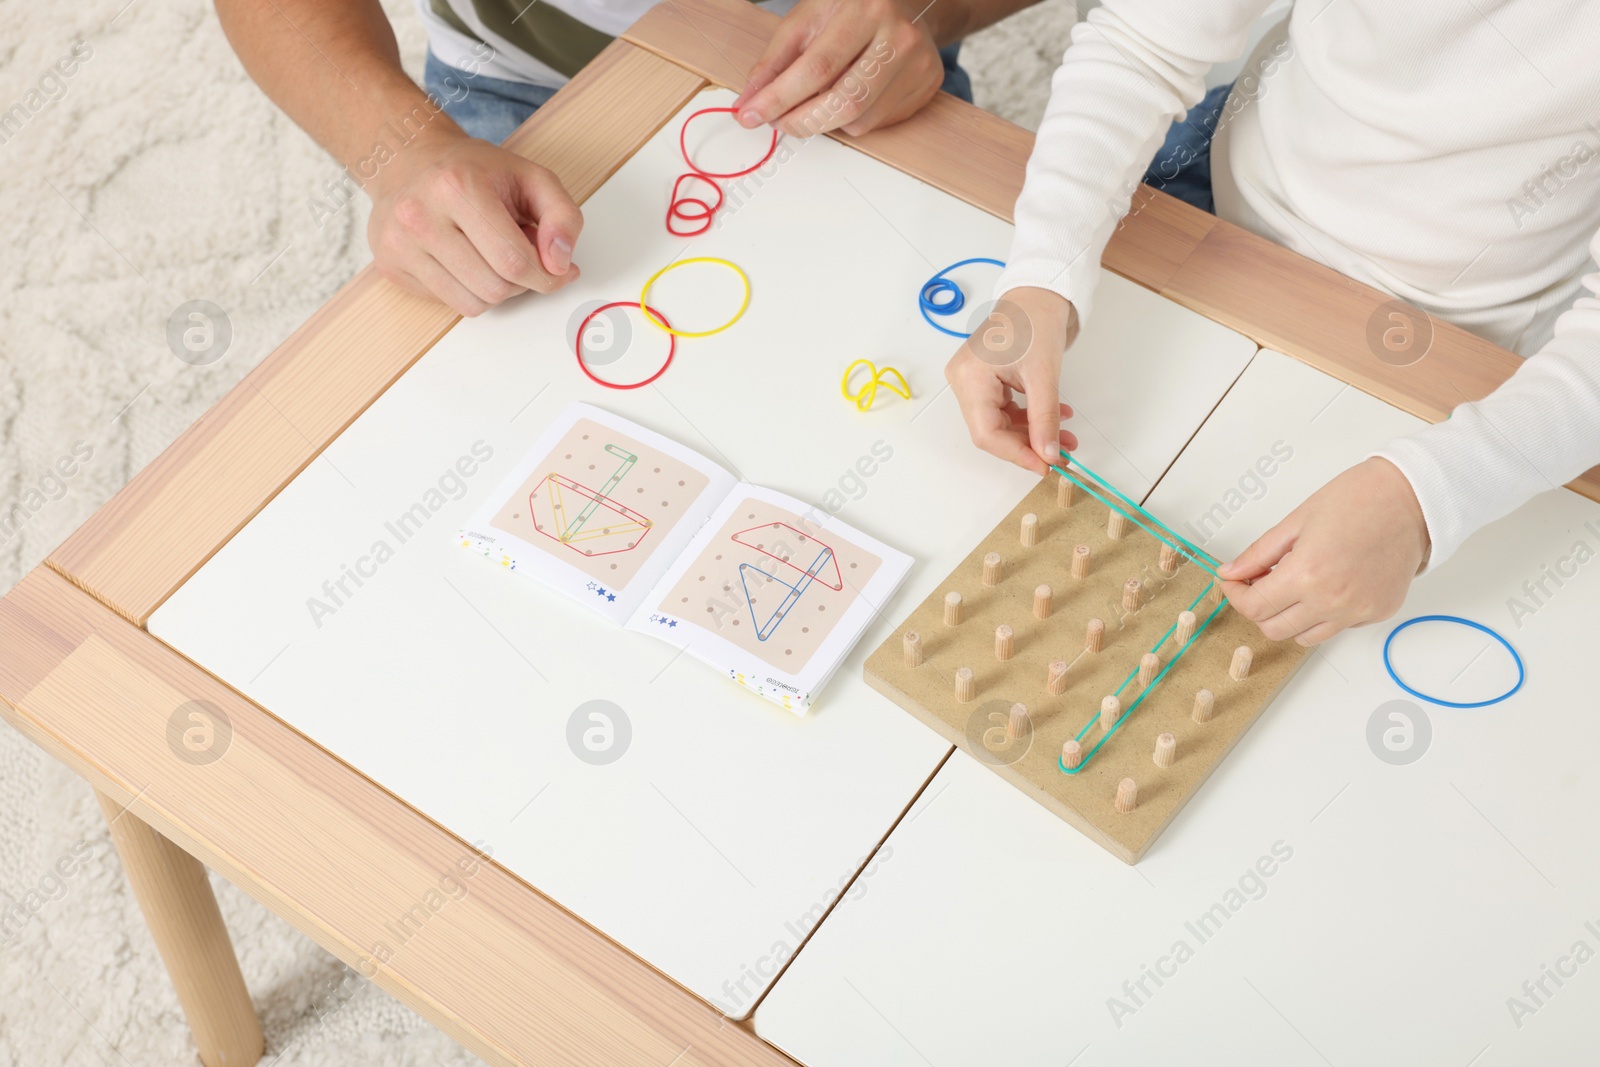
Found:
[606,593,616,602]
[668,620,678,628]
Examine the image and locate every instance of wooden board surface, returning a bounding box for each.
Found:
[0,567,796,1067]
[46,42,707,626]
[864,474,1307,863]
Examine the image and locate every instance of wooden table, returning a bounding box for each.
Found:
[1,1,1591,1064]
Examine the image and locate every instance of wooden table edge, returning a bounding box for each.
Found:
[11,1,1598,1061]
[0,565,798,1067]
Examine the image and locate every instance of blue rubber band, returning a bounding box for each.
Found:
[1382,614,1524,708]
[919,257,1005,338]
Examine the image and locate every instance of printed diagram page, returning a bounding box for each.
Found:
[631,485,912,711]
[462,403,737,624]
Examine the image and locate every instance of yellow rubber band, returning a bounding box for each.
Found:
[841,359,912,411]
[638,257,751,339]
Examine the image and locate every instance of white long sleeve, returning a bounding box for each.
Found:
[1001,1,1600,565]
[995,0,1274,321]
[1375,236,1600,567]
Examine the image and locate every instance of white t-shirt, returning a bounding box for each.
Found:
[997,0,1600,567]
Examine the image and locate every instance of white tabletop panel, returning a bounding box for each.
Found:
[758,352,1600,1063]
[1142,348,1430,562]
[149,89,1257,1014]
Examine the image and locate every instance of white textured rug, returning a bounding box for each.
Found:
[0,2,1074,1063]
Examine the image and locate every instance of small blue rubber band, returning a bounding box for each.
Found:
[1382,614,1524,708]
[919,257,1005,338]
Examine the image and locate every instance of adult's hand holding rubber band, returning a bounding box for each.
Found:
[919,257,1006,338]
[638,257,751,338]
[679,107,779,178]
[664,107,781,236]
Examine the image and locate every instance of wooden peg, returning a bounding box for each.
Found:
[1114,777,1138,813]
[1138,652,1160,689]
[1107,510,1128,540]
[994,624,1014,661]
[1046,659,1069,695]
[1174,610,1196,647]
[1229,645,1253,681]
[943,591,963,626]
[1099,695,1120,733]
[1122,578,1142,614]
[1071,544,1091,579]
[1204,583,1224,610]
[1159,543,1179,575]
[1007,702,1030,740]
[1020,513,1039,547]
[902,631,924,668]
[982,552,1003,586]
[954,667,976,703]
[1192,688,1215,723]
[1033,584,1052,619]
[1061,739,1082,770]
[1057,474,1076,508]
[1085,617,1105,653]
[1153,732,1176,768]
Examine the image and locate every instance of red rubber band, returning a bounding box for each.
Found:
[575,302,676,390]
[670,172,723,216]
[667,216,712,237]
[679,107,780,180]
[671,197,716,220]
[662,199,713,235]
[665,172,722,236]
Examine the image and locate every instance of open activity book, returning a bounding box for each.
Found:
[460,403,912,712]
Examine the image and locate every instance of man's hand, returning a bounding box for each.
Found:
[214,0,581,316]
[366,127,583,316]
[1219,457,1431,646]
[945,286,1079,474]
[732,0,948,137]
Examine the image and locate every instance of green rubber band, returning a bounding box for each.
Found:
[1061,584,1227,775]
[1050,451,1221,577]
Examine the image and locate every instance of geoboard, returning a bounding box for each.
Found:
[865,469,1310,863]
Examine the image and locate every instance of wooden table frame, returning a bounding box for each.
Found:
[2,1,1591,1064]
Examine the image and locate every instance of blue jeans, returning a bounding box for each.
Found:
[425,45,975,145]
[424,52,558,146]
[1142,81,1234,215]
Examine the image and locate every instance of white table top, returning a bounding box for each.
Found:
[148,89,1258,1015]
[757,351,1600,1064]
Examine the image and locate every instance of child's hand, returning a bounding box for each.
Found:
[1218,457,1430,645]
[944,286,1079,475]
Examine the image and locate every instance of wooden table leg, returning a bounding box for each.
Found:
[97,791,264,1067]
